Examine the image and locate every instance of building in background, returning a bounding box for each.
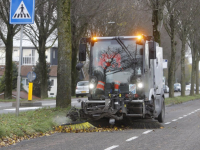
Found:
[0,46,58,97]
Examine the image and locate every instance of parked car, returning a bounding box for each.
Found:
[174,83,181,92]
[185,85,191,91]
[75,81,89,97]
[163,85,169,93]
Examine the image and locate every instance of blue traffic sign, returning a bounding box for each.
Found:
[27,71,36,82]
[9,0,35,24]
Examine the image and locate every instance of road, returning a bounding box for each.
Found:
[0,91,190,114]
[1,98,200,150]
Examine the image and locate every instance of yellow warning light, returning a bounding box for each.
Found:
[137,35,142,40]
[92,37,97,41]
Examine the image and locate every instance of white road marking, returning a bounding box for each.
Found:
[4,107,41,111]
[183,115,187,117]
[104,145,119,150]
[187,113,191,115]
[172,119,177,121]
[191,112,195,114]
[165,122,171,125]
[126,136,138,142]
[142,130,152,134]
[178,117,183,119]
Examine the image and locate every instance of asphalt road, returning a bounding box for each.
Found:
[2,98,200,150]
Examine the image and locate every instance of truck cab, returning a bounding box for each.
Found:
[76,35,165,124]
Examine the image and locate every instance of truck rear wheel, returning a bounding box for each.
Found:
[158,99,165,123]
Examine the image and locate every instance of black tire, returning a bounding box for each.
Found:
[81,96,84,97]
[76,95,78,98]
[158,99,165,123]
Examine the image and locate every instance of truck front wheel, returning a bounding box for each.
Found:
[158,99,165,123]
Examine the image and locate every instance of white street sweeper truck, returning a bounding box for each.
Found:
[75,35,165,124]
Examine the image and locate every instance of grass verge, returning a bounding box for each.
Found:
[165,94,200,105]
[0,107,70,139]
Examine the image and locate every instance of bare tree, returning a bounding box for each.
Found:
[24,0,57,98]
[147,0,167,45]
[70,0,108,96]
[188,0,200,95]
[57,0,71,107]
[187,0,200,95]
[176,0,198,96]
[163,0,182,98]
[0,0,19,99]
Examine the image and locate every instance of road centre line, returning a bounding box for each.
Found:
[126,136,138,142]
[142,130,152,134]
[104,145,119,150]
[105,107,200,150]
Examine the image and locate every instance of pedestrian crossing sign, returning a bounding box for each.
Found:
[10,0,35,24]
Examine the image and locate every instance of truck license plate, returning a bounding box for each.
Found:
[81,91,86,93]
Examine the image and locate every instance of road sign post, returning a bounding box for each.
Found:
[10,0,35,116]
[27,71,36,101]
[28,82,33,101]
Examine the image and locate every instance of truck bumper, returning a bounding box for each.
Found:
[81,99,146,120]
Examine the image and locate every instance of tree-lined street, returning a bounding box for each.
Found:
[1,0,200,149]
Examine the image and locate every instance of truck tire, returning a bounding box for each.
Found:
[158,99,165,123]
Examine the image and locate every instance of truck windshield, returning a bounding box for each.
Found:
[90,38,143,98]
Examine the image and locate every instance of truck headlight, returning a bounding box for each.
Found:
[137,82,143,88]
[90,83,95,89]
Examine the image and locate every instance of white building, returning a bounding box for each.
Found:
[0,46,58,98]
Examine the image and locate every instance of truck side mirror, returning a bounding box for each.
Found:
[149,41,156,59]
[79,43,86,61]
[76,62,84,71]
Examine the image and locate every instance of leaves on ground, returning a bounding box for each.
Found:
[54,124,130,133]
[0,131,57,148]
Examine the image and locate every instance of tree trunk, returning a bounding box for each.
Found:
[38,41,48,98]
[4,26,14,99]
[71,19,78,96]
[168,13,176,98]
[195,57,199,94]
[71,43,78,96]
[57,0,72,107]
[181,38,186,96]
[152,4,161,45]
[190,54,196,95]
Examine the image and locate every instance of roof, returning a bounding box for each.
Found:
[21,65,34,77]
[49,65,57,77]
[21,65,57,77]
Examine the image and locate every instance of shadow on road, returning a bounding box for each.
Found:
[88,117,162,129]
